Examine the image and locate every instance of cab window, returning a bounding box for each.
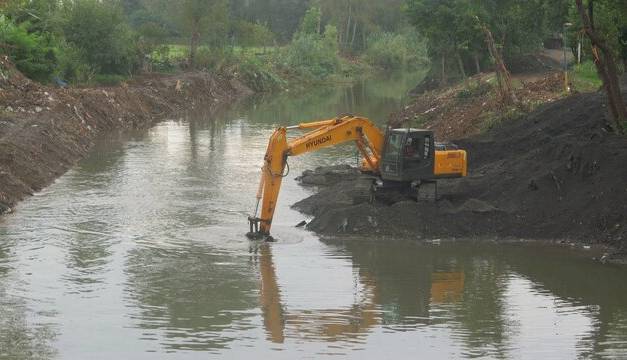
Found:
[404,137,423,159]
[385,133,403,159]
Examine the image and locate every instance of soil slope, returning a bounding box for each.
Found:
[293,89,627,251]
[0,57,252,213]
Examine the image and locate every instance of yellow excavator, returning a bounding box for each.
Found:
[247,115,467,239]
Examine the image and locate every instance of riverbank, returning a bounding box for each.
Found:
[0,57,253,213]
[293,86,627,261]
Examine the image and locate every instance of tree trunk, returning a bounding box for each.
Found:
[576,0,626,133]
[317,8,322,35]
[456,51,466,78]
[588,0,594,29]
[345,1,352,49]
[350,21,358,50]
[189,18,200,68]
[482,25,516,105]
[474,53,481,74]
[440,53,447,86]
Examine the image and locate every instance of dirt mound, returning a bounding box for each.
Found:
[295,90,627,249]
[507,52,562,74]
[0,57,252,212]
[296,165,364,186]
[390,72,568,141]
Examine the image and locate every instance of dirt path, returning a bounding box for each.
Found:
[0,57,252,213]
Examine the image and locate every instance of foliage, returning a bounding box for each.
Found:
[0,15,56,82]
[456,80,491,99]
[286,24,340,79]
[565,0,627,67]
[234,53,286,92]
[404,0,572,80]
[54,41,94,84]
[92,73,128,86]
[297,6,321,36]
[572,60,603,92]
[230,0,309,42]
[194,46,234,70]
[364,32,408,69]
[233,21,275,48]
[60,0,140,75]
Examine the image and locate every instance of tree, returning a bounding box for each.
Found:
[0,14,56,82]
[575,0,626,134]
[404,0,575,86]
[177,0,229,67]
[405,0,475,83]
[61,0,139,75]
[231,0,309,42]
[481,23,516,105]
[233,20,275,48]
[298,6,322,36]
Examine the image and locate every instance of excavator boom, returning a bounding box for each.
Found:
[248,116,385,238]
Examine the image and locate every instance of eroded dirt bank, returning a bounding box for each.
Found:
[0,57,252,213]
[293,90,627,253]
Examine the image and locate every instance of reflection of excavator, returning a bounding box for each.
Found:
[247,115,467,238]
[258,245,380,343]
[257,244,465,343]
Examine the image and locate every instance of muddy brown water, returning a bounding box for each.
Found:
[1,72,627,359]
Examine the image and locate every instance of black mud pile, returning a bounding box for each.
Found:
[293,91,627,248]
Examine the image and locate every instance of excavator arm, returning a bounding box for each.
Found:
[247,115,385,238]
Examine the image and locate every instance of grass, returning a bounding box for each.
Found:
[151,44,281,63]
[571,61,602,92]
[92,74,127,86]
[145,43,376,91]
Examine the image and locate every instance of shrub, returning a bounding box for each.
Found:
[0,15,56,82]
[92,74,127,86]
[61,0,140,76]
[572,60,603,92]
[194,46,238,71]
[364,32,408,70]
[286,25,340,79]
[456,81,492,99]
[55,41,95,84]
[234,20,275,48]
[235,53,285,92]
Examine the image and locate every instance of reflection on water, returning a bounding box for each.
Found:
[1,72,627,359]
[124,244,258,352]
[0,236,57,360]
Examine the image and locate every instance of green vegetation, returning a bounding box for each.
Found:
[565,0,626,71]
[456,81,491,99]
[365,33,408,70]
[61,0,139,76]
[0,0,430,88]
[2,0,622,95]
[404,0,625,83]
[572,61,603,92]
[0,15,56,82]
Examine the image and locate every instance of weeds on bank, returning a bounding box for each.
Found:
[571,61,602,92]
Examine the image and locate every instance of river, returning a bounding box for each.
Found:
[1,72,627,359]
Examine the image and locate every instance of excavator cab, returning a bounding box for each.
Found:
[380,129,436,182]
[377,128,467,201]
